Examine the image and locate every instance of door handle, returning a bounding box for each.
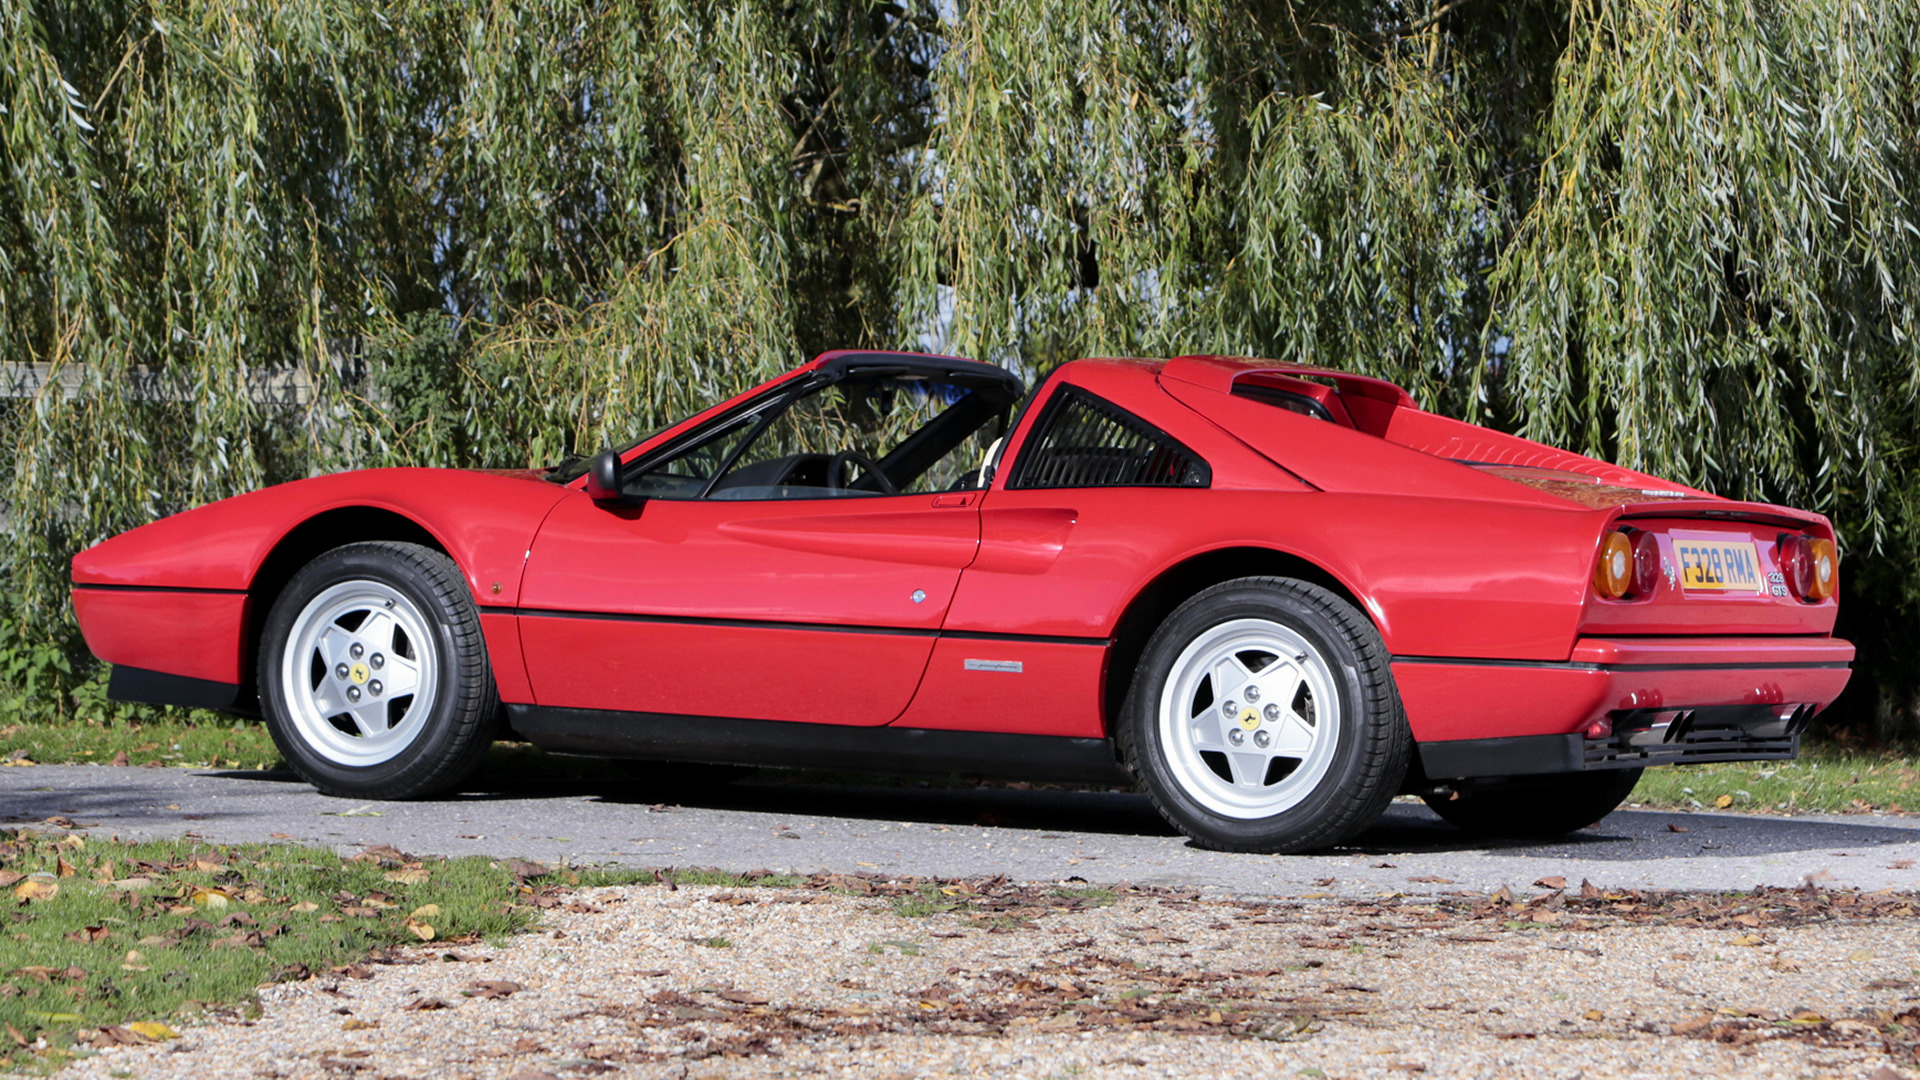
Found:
[931,493,977,508]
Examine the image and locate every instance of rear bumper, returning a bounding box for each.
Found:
[1399,635,1852,780]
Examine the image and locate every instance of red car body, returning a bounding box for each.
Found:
[71,351,1851,796]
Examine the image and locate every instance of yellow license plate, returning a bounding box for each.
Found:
[1673,538,1763,592]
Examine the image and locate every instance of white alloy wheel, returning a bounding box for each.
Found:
[279,579,439,768]
[1157,617,1343,819]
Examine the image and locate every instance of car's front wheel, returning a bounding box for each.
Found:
[1421,769,1643,838]
[258,541,500,798]
[1121,577,1410,853]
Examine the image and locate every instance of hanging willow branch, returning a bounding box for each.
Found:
[3,0,1917,729]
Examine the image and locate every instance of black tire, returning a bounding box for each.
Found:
[1421,768,1643,838]
[258,541,501,799]
[1119,577,1411,854]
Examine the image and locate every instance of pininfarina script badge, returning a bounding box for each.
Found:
[964,659,1023,673]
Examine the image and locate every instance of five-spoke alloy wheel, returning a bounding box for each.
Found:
[259,542,499,798]
[1123,577,1410,853]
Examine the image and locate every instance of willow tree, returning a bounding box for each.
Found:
[3,0,1917,733]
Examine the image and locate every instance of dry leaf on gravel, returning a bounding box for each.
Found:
[403,997,452,1011]
[466,981,524,1000]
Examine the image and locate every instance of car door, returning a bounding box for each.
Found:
[517,358,1015,727]
[895,375,1267,738]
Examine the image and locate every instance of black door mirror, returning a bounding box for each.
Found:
[582,449,638,507]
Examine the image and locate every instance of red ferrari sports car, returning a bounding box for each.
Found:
[71,350,1851,852]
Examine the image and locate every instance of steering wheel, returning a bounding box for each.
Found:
[825,449,899,495]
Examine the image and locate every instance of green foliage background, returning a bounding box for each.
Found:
[3,1,1917,736]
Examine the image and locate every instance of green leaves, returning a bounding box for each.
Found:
[3,1,1920,730]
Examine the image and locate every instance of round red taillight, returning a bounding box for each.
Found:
[1777,533,1814,600]
[1631,530,1661,596]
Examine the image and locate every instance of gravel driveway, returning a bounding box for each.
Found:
[10,764,1920,1078]
[60,876,1920,1080]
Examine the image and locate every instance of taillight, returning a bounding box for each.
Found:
[1777,533,1838,602]
[1593,531,1634,599]
[1807,537,1838,601]
[1631,530,1661,596]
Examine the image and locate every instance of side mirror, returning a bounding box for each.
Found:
[582,449,637,507]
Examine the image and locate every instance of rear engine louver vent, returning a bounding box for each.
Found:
[1011,387,1210,489]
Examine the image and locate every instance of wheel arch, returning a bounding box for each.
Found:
[1102,545,1377,738]
[240,507,452,710]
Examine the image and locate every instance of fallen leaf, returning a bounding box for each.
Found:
[1730,934,1767,947]
[384,867,430,885]
[1672,1013,1713,1035]
[108,751,129,766]
[717,988,768,1005]
[404,997,452,1011]
[1405,875,1454,884]
[405,919,436,941]
[408,904,441,919]
[1667,823,1690,833]
[55,856,74,878]
[91,1025,149,1046]
[1584,1009,1604,1021]
[0,871,19,889]
[1532,876,1567,890]
[13,875,58,901]
[466,980,524,1000]
[126,1021,178,1041]
[289,901,319,913]
[191,888,230,908]
[1713,794,1734,808]
[342,1018,379,1031]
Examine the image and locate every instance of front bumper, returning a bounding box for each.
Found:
[1399,635,1852,781]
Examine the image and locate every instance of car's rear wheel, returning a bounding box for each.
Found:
[1121,577,1410,853]
[1421,769,1643,838]
[259,541,499,798]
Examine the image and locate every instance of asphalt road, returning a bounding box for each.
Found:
[5,763,1918,899]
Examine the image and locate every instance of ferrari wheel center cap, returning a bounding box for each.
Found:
[1238,708,1260,731]
[349,662,370,685]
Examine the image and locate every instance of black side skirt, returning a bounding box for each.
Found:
[108,666,251,713]
[506,704,1127,784]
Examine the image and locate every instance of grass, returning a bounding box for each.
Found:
[0,828,531,1072]
[0,720,279,771]
[1628,744,1920,815]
